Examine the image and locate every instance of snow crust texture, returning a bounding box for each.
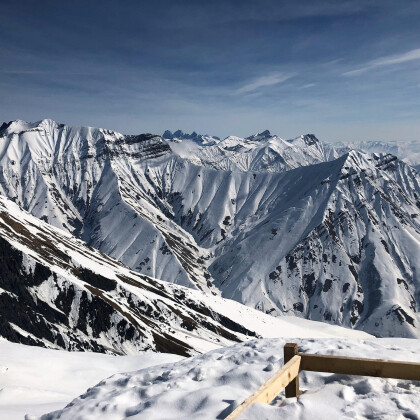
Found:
[1,119,420,339]
[39,337,420,420]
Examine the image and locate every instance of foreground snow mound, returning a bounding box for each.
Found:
[40,338,420,420]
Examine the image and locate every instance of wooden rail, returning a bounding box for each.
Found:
[225,342,420,419]
[300,353,420,381]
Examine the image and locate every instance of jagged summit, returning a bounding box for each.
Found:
[162,129,220,145]
[330,138,420,171]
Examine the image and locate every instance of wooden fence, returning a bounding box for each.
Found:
[225,342,420,419]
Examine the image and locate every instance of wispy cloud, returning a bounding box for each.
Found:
[234,72,292,95]
[300,83,316,89]
[0,69,94,75]
[343,48,420,76]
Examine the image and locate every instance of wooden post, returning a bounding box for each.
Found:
[284,343,300,398]
[225,355,301,419]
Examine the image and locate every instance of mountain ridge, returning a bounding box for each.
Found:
[1,119,419,338]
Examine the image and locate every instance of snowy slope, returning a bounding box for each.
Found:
[1,120,419,338]
[0,119,215,292]
[210,152,420,337]
[38,337,420,420]
[0,339,183,420]
[0,194,370,357]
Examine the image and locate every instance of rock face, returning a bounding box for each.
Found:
[1,119,419,338]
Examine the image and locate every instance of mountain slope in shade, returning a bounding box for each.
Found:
[1,120,419,338]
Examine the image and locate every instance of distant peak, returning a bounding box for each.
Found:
[162,129,220,145]
[0,121,13,135]
[246,129,272,141]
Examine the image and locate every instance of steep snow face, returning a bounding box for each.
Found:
[209,152,420,337]
[119,140,420,337]
[0,194,369,356]
[1,120,419,338]
[0,119,214,292]
[38,337,420,420]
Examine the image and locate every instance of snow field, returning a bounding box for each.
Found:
[38,337,420,420]
[0,339,183,420]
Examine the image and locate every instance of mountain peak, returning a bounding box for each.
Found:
[301,134,319,145]
[286,134,320,147]
[246,129,272,141]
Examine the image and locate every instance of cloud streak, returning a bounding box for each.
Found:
[343,48,420,76]
[234,72,292,95]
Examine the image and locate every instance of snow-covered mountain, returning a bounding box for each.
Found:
[330,139,420,172]
[1,119,419,339]
[0,119,216,292]
[0,194,264,355]
[1,193,367,356]
[167,130,347,173]
[211,151,420,337]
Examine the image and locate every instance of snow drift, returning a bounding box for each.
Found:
[38,337,420,420]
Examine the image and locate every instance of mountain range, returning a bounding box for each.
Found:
[0,119,419,347]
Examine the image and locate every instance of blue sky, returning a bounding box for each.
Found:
[1,0,420,141]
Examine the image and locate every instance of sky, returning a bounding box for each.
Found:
[1,0,420,142]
